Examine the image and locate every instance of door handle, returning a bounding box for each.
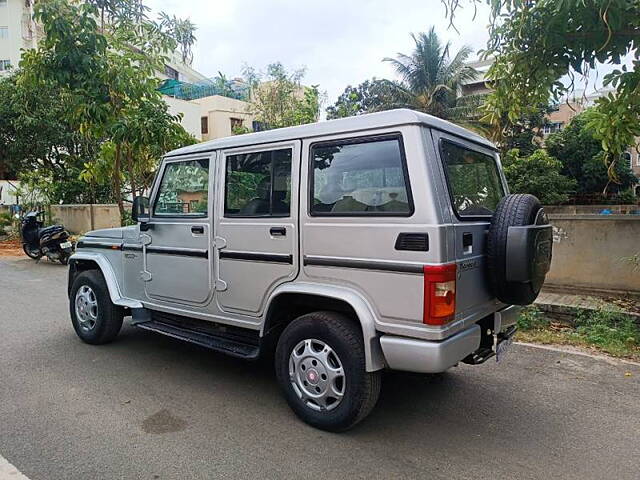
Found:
[191,226,205,234]
[270,227,286,236]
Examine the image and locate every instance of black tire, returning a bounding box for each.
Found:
[69,270,124,345]
[59,252,70,265]
[275,311,381,432]
[22,244,42,259]
[486,194,548,305]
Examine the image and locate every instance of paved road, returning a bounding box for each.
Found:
[1,256,639,480]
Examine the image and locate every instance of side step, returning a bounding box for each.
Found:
[132,311,260,360]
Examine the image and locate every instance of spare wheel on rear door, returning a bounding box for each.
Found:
[486,194,553,305]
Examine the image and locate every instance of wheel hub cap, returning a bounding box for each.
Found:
[289,339,345,412]
[75,285,98,331]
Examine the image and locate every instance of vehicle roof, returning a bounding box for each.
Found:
[165,108,495,158]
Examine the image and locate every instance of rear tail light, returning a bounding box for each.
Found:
[423,264,457,325]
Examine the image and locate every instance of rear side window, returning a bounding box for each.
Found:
[310,136,412,216]
[225,148,292,217]
[440,141,505,218]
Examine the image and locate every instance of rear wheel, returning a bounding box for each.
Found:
[70,270,123,344]
[275,311,381,432]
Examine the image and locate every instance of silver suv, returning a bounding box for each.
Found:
[68,109,552,431]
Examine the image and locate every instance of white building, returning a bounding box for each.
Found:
[0,0,39,75]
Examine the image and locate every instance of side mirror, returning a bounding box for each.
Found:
[132,196,150,226]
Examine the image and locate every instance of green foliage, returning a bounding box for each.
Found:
[159,12,197,65]
[503,149,576,204]
[574,308,640,356]
[0,212,14,229]
[545,110,637,195]
[382,27,480,125]
[326,79,397,119]
[8,0,196,223]
[244,62,324,129]
[517,306,550,331]
[497,104,552,156]
[442,0,640,180]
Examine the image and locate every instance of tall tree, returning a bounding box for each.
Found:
[12,0,196,219]
[382,27,479,122]
[545,110,637,195]
[326,79,397,119]
[159,13,197,65]
[244,62,323,129]
[502,149,576,204]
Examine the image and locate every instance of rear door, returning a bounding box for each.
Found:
[214,141,300,315]
[431,130,507,317]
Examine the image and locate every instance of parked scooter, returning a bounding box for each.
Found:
[20,211,74,264]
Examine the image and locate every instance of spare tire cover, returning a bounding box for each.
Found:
[486,194,552,305]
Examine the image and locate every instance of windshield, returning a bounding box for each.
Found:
[440,140,505,218]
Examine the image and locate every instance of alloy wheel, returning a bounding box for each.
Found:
[288,338,346,411]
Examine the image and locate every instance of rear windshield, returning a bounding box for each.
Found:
[440,140,505,218]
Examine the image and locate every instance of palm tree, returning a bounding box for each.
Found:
[383,27,481,123]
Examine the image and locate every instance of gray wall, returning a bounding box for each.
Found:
[544,204,640,215]
[547,215,640,294]
[49,204,121,234]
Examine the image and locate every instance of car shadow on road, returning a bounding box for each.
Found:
[50,320,561,452]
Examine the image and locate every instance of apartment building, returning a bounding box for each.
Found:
[0,0,39,76]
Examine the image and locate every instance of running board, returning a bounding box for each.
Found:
[134,319,260,360]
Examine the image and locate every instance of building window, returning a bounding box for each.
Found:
[164,64,179,81]
[200,116,208,135]
[623,152,632,168]
[0,60,11,72]
[0,27,8,39]
[0,0,7,7]
[636,153,640,167]
[230,118,243,131]
[543,122,564,135]
[225,148,292,217]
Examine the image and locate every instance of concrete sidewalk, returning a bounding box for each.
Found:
[535,290,640,324]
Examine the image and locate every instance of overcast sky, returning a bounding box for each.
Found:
[146,0,492,105]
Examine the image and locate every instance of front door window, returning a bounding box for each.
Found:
[154,159,210,216]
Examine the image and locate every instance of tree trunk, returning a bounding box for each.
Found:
[127,146,137,200]
[114,143,125,225]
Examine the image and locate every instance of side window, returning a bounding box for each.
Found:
[224,148,292,217]
[311,136,412,216]
[154,159,209,216]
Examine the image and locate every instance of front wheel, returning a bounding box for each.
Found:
[69,270,123,344]
[275,311,381,432]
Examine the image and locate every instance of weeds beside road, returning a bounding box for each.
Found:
[518,305,640,361]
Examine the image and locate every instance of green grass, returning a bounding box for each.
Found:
[517,305,640,360]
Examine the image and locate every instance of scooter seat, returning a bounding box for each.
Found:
[38,225,65,237]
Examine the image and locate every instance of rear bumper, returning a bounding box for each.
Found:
[380,324,481,374]
[379,305,521,373]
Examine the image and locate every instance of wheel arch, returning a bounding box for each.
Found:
[68,252,143,308]
[263,283,385,372]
